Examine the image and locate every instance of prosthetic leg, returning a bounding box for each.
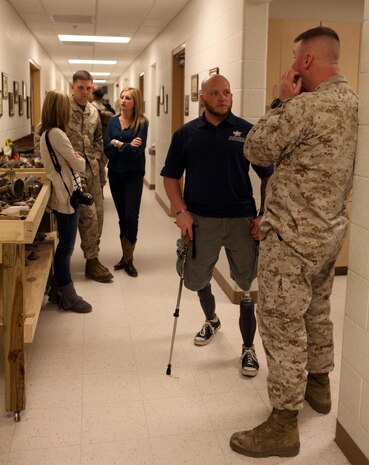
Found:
[198,283,216,320]
[239,291,259,377]
[194,283,221,346]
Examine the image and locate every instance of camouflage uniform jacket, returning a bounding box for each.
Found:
[244,75,358,262]
[67,96,105,178]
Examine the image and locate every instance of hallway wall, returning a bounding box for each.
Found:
[0,0,68,147]
[336,0,369,461]
[269,0,363,22]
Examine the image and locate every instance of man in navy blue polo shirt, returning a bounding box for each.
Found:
[161,74,273,376]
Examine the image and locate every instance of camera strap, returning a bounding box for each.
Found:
[45,129,73,200]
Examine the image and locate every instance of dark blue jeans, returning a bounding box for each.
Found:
[53,207,79,287]
[108,170,144,244]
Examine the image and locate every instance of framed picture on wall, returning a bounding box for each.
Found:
[191,74,199,101]
[209,67,219,75]
[8,92,14,116]
[159,86,164,104]
[156,95,160,116]
[26,96,31,118]
[22,81,27,101]
[184,95,189,116]
[164,94,168,114]
[2,72,8,99]
[19,95,24,116]
[0,90,3,116]
[13,81,19,101]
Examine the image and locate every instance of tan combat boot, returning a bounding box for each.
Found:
[305,372,331,414]
[230,408,300,458]
[85,257,113,282]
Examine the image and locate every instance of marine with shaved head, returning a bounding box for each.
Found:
[230,26,358,459]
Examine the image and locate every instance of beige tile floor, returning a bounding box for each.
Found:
[0,184,351,465]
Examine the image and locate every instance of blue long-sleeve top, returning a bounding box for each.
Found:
[104,115,148,174]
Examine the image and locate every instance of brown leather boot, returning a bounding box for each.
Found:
[305,372,331,414]
[230,408,300,458]
[85,257,113,282]
[123,260,138,277]
[116,238,138,277]
[114,238,126,270]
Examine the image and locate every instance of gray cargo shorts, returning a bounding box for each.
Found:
[176,213,258,292]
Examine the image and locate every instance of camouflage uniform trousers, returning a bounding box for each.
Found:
[256,229,336,411]
[78,163,104,260]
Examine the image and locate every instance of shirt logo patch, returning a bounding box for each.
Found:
[228,130,245,143]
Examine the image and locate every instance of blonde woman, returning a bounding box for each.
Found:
[104,87,149,277]
[40,90,92,312]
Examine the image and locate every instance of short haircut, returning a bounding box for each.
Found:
[294,26,340,44]
[93,88,104,99]
[72,70,93,82]
[40,90,71,134]
[201,74,230,92]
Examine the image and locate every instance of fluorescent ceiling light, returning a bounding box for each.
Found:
[93,79,107,83]
[59,34,130,43]
[69,59,117,64]
[91,72,110,76]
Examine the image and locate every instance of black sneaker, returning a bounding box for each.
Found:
[240,345,259,377]
[194,316,221,346]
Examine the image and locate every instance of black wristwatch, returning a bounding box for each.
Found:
[271,98,283,109]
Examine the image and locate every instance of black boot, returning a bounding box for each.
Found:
[58,282,92,313]
[123,260,138,277]
[48,275,59,304]
[114,257,125,270]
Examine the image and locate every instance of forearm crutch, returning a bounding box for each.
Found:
[166,241,188,376]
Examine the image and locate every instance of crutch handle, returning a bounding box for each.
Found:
[183,231,191,246]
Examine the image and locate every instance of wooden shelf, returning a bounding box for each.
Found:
[0,234,55,342]
[0,179,50,244]
[0,169,55,416]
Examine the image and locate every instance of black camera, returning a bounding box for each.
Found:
[70,188,94,209]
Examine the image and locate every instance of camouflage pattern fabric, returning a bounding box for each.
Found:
[67,97,105,180]
[66,97,106,259]
[244,75,358,410]
[257,230,336,410]
[245,75,358,262]
[78,162,104,259]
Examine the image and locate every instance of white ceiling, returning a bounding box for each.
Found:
[8,0,191,84]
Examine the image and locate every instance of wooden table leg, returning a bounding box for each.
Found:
[3,243,25,416]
